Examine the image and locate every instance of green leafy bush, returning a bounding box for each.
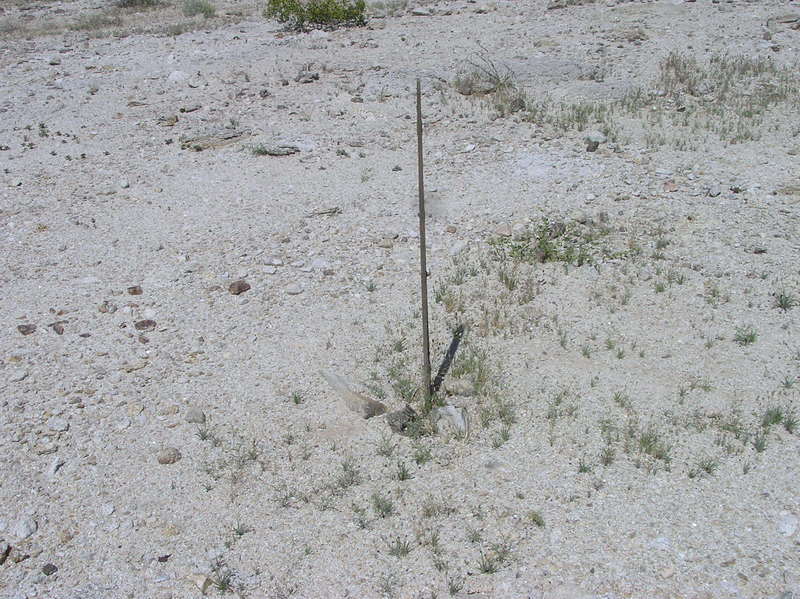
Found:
[265,0,367,30]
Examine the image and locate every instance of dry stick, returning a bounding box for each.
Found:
[416,79,432,412]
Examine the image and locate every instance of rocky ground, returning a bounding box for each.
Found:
[1,0,800,597]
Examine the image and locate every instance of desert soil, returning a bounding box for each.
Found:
[1,0,799,598]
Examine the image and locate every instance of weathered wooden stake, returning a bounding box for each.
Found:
[416,79,432,410]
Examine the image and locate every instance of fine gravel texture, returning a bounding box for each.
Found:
[1,0,800,598]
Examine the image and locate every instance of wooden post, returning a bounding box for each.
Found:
[416,79,432,410]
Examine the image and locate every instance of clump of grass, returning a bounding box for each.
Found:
[527,510,545,528]
[371,492,394,518]
[638,427,671,463]
[761,406,784,429]
[69,12,124,31]
[775,291,797,312]
[265,0,366,30]
[336,458,360,489]
[734,325,757,346]
[183,0,216,18]
[476,551,498,574]
[387,537,413,558]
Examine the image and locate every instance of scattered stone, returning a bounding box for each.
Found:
[42,563,58,576]
[185,407,206,424]
[386,406,419,435]
[321,370,387,418]
[411,6,432,15]
[445,225,457,233]
[120,179,130,189]
[264,256,283,266]
[17,324,36,336]
[377,237,394,249]
[100,503,115,516]
[263,266,277,275]
[48,56,61,66]
[12,518,37,541]
[134,319,156,331]
[295,70,319,84]
[707,184,722,197]
[48,321,65,335]
[285,283,304,295]
[392,165,402,171]
[157,447,181,465]
[663,180,678,192]
[47,416,69,432]
[127,285,143,295]
[0,543,9,566]
[778,511,798,537]
[228,280,251,295]
[168,70,189,82]
[98,300,117,313]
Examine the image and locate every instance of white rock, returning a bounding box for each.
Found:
[285,283,304,295]
[433,405,469,438]
[120,179,130,189]
[12,518,37,541]
[47,416,69,432]
[100,503,115,516]
[778,511,798,537]
[168,70,189,82]
[264,256,283,266]
[263,266,277,275]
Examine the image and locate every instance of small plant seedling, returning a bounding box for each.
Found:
[734,326,757,346]
[527,510,545,527]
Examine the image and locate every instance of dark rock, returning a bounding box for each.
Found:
[49,321,66,335]
[134,320,156,331]
[42,563,58,576]
[228,280,251,295]
[127,285,143,295]
[17,324,36,335]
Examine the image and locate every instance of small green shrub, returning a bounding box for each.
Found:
[183,0,216,18]
[265,0,367,30]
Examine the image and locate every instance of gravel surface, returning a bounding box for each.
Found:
[1,0,799,597]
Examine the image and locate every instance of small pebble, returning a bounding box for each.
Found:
[42,563,58,576]
[157,447,181,465]
[127,285,143,295]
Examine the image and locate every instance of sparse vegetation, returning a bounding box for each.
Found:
[183,0,216,17]
[265,0,367,30]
